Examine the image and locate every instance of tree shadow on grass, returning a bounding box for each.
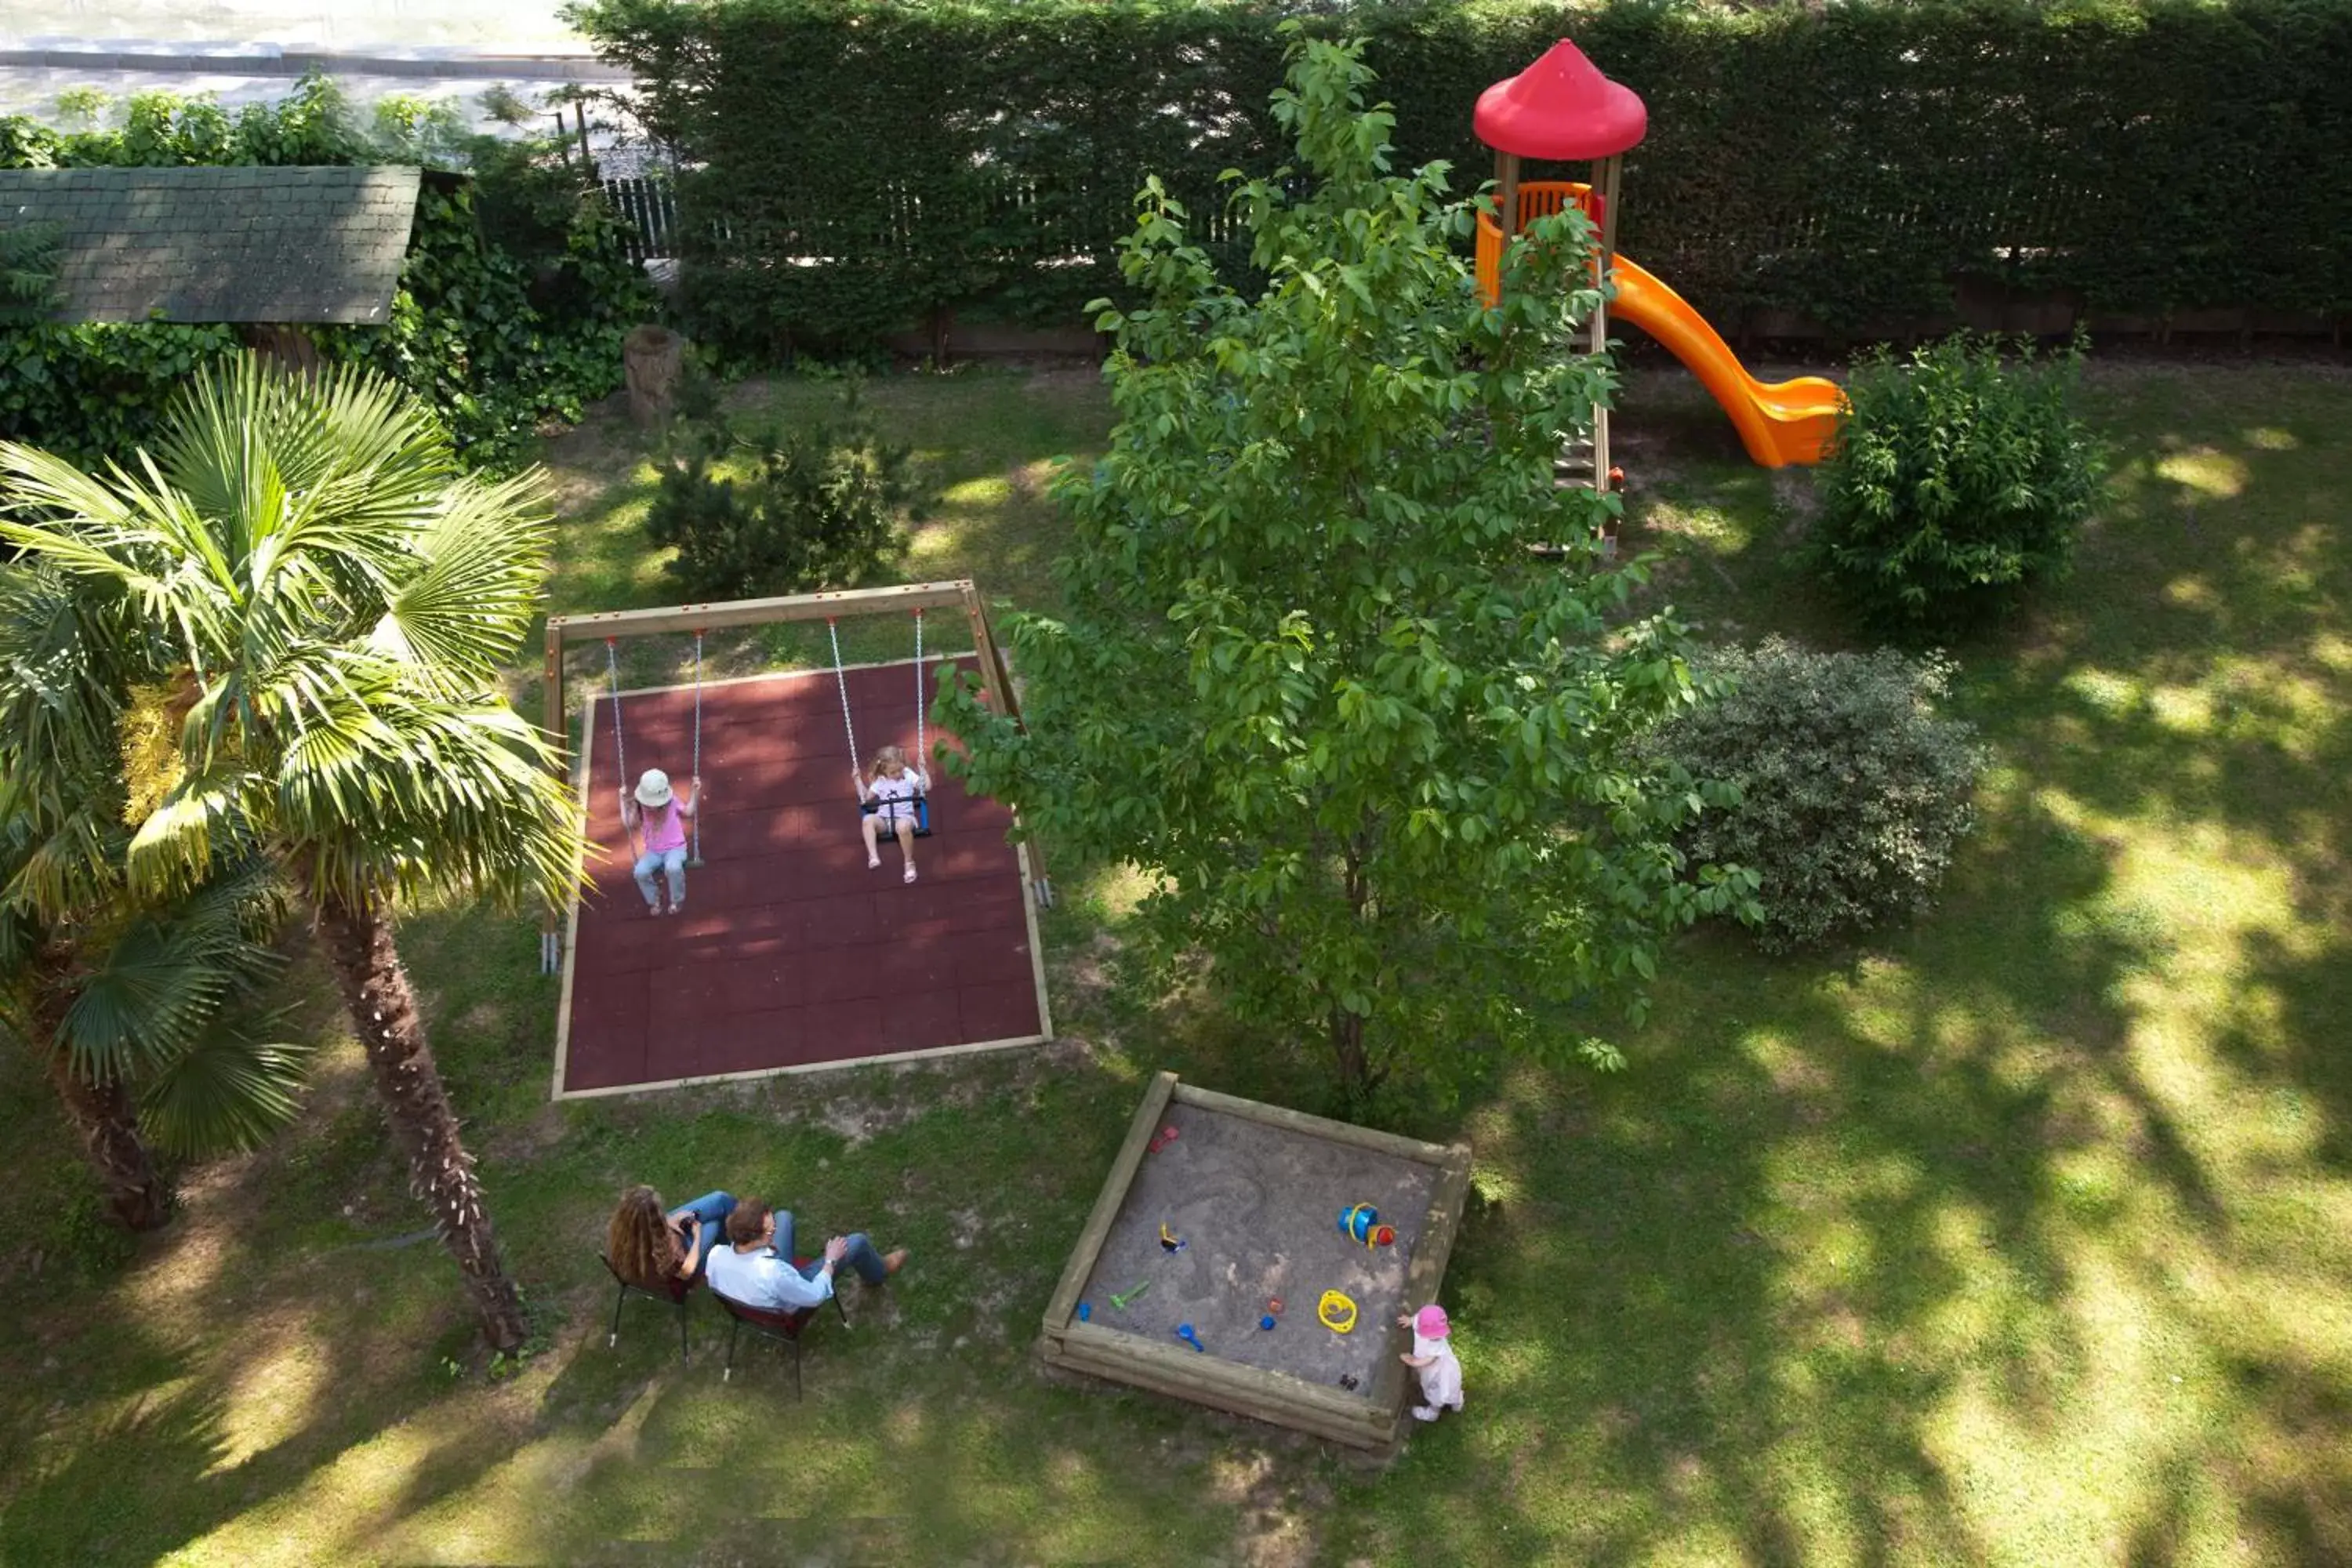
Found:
[1329,776,2187,1564]
[1330,371,2352,1564]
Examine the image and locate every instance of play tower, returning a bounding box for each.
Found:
[1473,41,1844,475]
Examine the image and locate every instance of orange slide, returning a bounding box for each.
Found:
[1606,254,1844,468]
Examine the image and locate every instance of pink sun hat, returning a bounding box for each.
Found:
[1414,1304,1450,1339]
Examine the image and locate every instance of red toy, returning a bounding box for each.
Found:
[1148,1125,1181,1154]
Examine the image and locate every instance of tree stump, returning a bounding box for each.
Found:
[623,324,684,427]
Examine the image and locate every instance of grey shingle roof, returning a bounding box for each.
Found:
[0,165,422,325]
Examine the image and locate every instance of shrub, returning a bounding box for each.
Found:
[1815,332,2107,637]
[641,376,920,599]
[1655,638,1987,953]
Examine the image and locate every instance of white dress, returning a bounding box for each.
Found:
[1413,1331,1464,1413]
[866,768,928,824]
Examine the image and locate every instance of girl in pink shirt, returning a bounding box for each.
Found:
[620,768,701,915]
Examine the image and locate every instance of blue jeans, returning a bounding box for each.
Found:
[773,1209,890,1286]
[634,847,687,909]
[673,1191,736,1282]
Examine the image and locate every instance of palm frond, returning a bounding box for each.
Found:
[54,848,287,1084]
[372,468,557,685]
[1,803,125,924]
[137,1018,310,1158]
[0,444,241,667]
[279,688,583,911]
[122,766,254,903]
[159,354,452,611]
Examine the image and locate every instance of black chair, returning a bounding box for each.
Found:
[714,1270,849,1399]
[601,1253,695,1363]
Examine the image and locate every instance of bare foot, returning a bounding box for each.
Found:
[902,864,917,884]
[866,854,882,870]
[881,1248,910,1276]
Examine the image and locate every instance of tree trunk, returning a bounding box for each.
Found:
[31,946,169,1230]
[622,324,684,428]
[314,894,527,1351]
[1330,1006,1370,1097]
[41,1043,170,1230]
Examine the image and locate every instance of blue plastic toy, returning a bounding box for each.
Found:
[1175,1323,1205,1353]
[1077,1302,1091,1323]
[1260,1314,1277,1330]
[1338,1203,1396,1248]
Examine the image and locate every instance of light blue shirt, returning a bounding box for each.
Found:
[707,1242,833,1312]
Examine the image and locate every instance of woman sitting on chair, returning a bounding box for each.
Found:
[854,744,929,884]
[607,1185,735,1293]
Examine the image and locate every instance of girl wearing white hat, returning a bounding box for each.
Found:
[620,768,702,916]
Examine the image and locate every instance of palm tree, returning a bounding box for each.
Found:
[0,353,583,1348]
[0,568,307,1227]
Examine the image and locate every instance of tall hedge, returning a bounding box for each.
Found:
[575,0,2352,357]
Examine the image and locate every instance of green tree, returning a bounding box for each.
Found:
[938,31,1755,1102]
[0,354,582,1347]
[0,571,306,1228]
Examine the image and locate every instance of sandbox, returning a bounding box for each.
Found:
[1040,1071,1472,1451]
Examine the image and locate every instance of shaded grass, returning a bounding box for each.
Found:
[0,363,2347,1565]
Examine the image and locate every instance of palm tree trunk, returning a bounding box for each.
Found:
[31,947,169,1230]
[41,1044,170,1230]
[314,893,527,1351]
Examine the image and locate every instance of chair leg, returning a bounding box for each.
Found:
[832,1294,850,1328]
[724,1316,741,1382]
[609,1281,626,1349]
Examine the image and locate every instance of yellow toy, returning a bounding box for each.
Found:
[1318,1289,1359,1334]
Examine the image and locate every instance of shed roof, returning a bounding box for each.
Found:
[0,165,421,325]
[1475,40,1648,162]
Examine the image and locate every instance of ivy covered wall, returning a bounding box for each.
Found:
[0,76,655,469]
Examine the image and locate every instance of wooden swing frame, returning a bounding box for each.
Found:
[536,579,1049,978]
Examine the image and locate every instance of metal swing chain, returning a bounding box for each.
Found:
[605,637,638,857]
[912,608,925,783]
[828,617,860,777]
[604,637,629,793]
[689,629,705,864]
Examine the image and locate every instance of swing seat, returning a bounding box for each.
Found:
[861,797,933,838]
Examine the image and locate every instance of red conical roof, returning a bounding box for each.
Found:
[1475,39,1647,161]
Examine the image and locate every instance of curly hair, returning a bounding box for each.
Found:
[607,1186,681,1291]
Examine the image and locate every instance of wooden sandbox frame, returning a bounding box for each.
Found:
[1040,1071,1474,1452]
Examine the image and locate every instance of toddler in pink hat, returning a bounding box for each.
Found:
[1396,1302,1464,1423]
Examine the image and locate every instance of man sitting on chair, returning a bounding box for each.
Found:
[706,1196,909,1313]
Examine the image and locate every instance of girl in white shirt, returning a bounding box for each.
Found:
[854,745,931,884]
[1398,1302,1465,1422]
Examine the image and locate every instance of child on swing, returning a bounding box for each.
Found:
[621,768,701,916]
[853,744,929,884]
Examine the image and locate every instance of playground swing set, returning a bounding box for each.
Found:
[537,579,1047,978]
[594,604,942,875]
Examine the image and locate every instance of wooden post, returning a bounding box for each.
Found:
[1495,151,1522,238]
[958,583,1048,897]
[572,103,594,180]
[622,325,685,427]
[1591,154,1624,497]
[540,620,566,973]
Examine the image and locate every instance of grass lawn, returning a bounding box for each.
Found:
[0,360,2347,1566]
